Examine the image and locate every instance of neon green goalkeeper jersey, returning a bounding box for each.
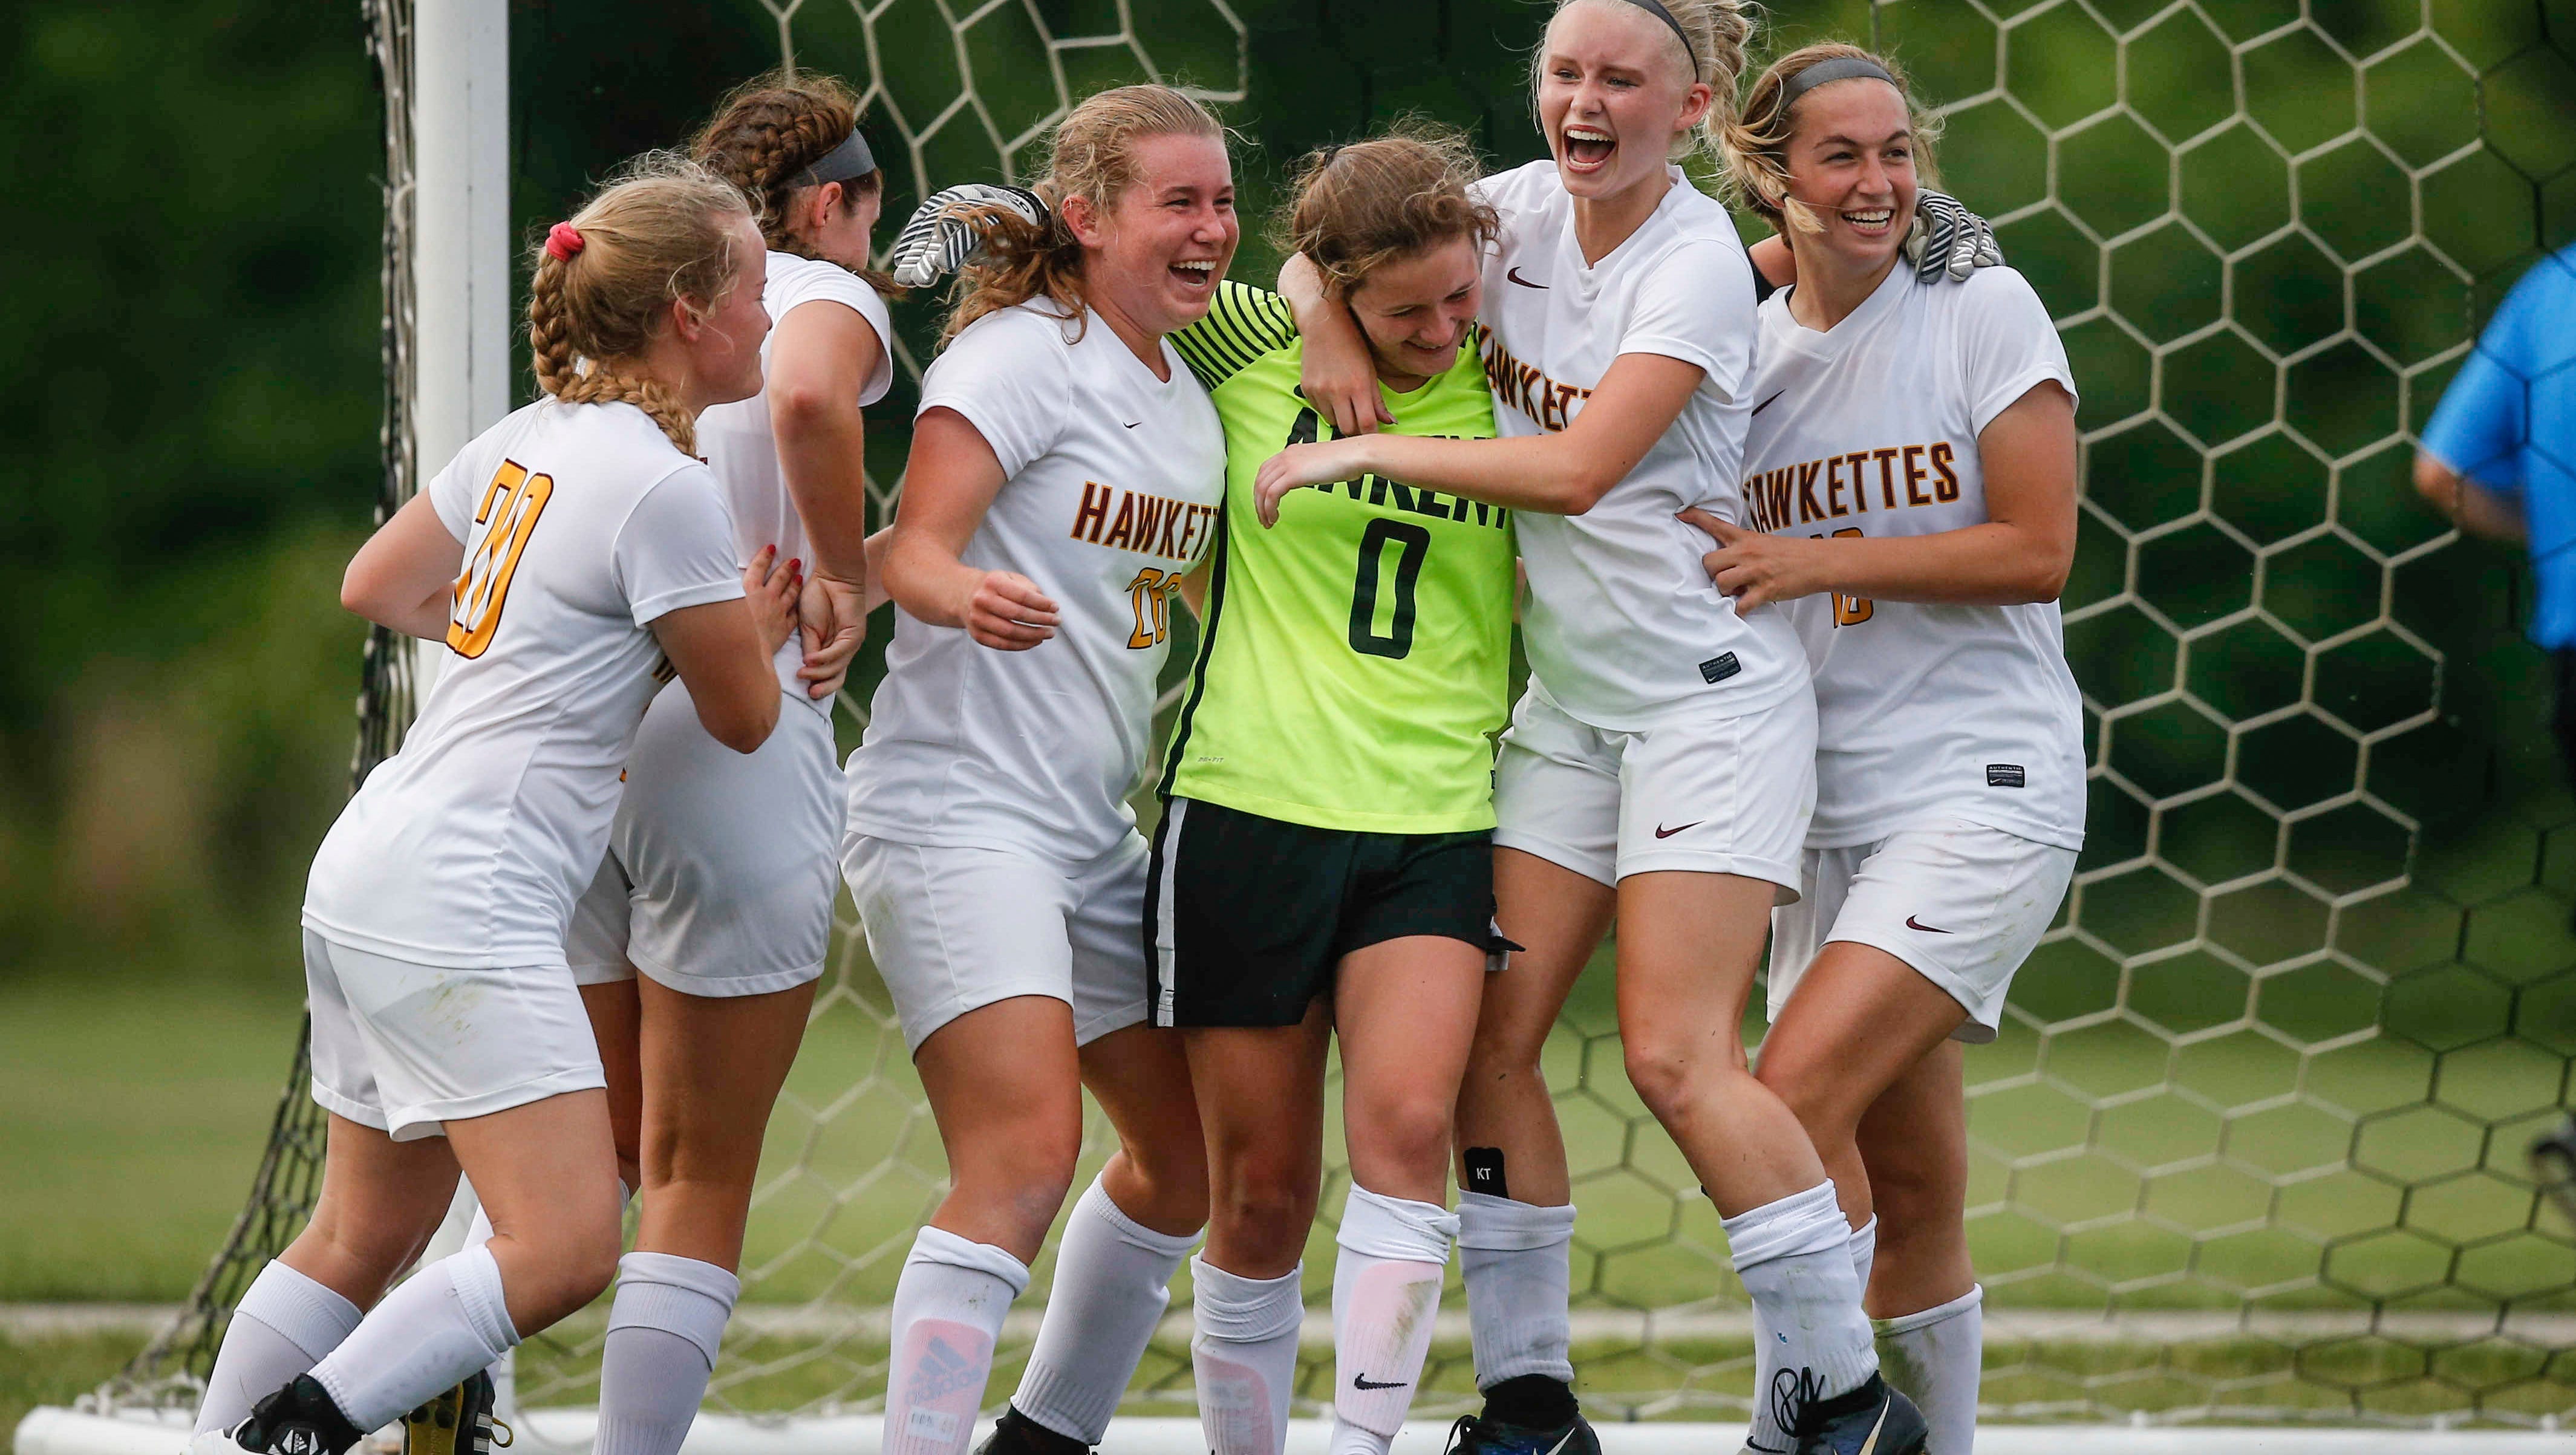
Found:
[1160,279,1515,833]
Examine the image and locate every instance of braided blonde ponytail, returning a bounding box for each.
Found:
[524,152,752,454]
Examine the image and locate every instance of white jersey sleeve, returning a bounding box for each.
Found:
[1622,236,1756,403]
[1958,267,2076,431]
[612,464,748,624]
[918,313,1075,477]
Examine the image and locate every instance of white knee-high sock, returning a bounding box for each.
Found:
[884,1228,1031,1455]
[1012,1174,1199,1444]
[307,1245,521,1431]
[594,1252,741,1455]
[196,1261,365,1434]
[1752,1214,1878,1447]
[1876,1286,1981,1455]
[1190,1256,1303,1455]
[1726,1183,1877,1454]
[1328,1188,1458,1455]
[1456,1192,1575,1389]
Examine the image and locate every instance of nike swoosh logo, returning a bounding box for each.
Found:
[1506,266,1548,289]
[1751,391,1785,415]
[1538,1429,1579,1455]
[1121,420,1141,429]
[1654,821,1701,839]
[1351,1373,1405,1390]
[1906,915,1953,934]
[1856,1404,1890,1455]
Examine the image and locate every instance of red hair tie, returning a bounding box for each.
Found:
[545,222,585,261]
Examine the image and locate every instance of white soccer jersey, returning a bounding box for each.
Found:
[846,302,1227,862]
[697,250,896,708]
[303,399,746,966]
[1469,160,1806,729]
[1744,262,2085,850]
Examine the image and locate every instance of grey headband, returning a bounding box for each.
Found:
[796,128,878,188]
[1617,0,1700,82]
[1775,55,1899,116]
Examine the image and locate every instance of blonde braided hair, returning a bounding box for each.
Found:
[527,152,752,454]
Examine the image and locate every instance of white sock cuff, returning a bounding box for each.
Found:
[1874,1283,1982,1338]
[908,1226,1032,1297]
[1849,1218,1878,1270]
[1191,1255,1305,1342]
[1721,1180,1848,1272]
[1080,1174,1201,1258]
[1335,1186,1456,1263]
[235,1261,363,1361]
[451,1244,521,1351]
[609,1253,742,1369]
[1455,1191,1576,1252]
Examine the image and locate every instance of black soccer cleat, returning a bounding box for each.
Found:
[402,1371,510,1455]
[1444,1410,1602,1455]
[1748,1369,1926,1455]
[972,1405,1090,1455]
[189,1375,368,1455]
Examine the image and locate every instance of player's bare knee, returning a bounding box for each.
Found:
[1355,1091,1453,1181]
[1208,1161,1317,1262]
[1620,1034,1722,1125]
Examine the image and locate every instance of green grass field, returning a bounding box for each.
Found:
[10,922,2573,1425]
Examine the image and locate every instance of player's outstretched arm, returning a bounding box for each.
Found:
[1252,350,1705,526]
[2411,451,2526,544]
[882,408,1060,650]
[1684,379,2076,610]
[652,545,800,754]
[341,492,466,639]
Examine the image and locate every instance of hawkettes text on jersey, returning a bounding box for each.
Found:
[1742,442,1962,533]
[1479,332,1593,433]
[1070,482,1218,562]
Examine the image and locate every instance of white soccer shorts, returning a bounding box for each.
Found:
[841,832,1152,1053]
[304,929,605,1141]
[566,684,841,998]
[1491,680,1816,897]
[1766,818,2078,1043]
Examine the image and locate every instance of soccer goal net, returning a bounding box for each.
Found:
[56,0,2576,1442]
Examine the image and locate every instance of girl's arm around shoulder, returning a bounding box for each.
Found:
[341,492,468,640]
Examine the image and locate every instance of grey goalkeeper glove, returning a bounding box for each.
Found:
[887,183,1050,288]
[1905,188,2004,284]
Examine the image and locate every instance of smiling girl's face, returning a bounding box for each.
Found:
[1534,0,1711,203]
[1779,78,1917,273]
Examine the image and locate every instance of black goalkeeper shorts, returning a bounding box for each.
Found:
[1144,796,1496,1029]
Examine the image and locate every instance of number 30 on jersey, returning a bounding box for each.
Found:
[447,459,554,659]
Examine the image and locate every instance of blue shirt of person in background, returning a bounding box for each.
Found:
[2415,243,2576,646]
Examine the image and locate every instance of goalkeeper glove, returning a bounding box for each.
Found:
[1905,188,2005,284]
[888,183,1051,289]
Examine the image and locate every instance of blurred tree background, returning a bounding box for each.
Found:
[10,0,2569,995]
